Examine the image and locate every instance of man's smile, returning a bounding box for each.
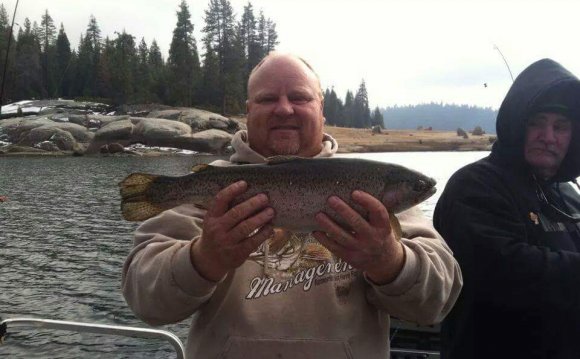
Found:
[271,125,299,130]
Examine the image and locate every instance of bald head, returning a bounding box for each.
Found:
[247,52,323,101]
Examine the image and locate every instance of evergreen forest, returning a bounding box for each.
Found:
[0,0,496,131]
[0,0,279,115]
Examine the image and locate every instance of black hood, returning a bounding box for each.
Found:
[492,58,580,182]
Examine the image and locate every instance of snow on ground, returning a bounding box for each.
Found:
[1,100,37,114]
[126,143,198,155]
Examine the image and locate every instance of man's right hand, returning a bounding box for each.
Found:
[190,180,275,282]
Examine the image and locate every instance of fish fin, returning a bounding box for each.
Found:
[266,155,307,164]
[191,164,214,173]
[121,201,165,221]
[389,212,402,241]
[119,173,165,221]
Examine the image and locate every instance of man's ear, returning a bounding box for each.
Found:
[246,100,250,113]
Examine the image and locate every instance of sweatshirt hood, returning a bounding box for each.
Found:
[492,58,580,182]
[227,130,338,164]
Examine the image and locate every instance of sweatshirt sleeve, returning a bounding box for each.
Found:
[365,206,463,326]
[121,204,219,326]
[434,165,580,314]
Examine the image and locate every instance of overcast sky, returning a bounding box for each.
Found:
[4,0,580,109]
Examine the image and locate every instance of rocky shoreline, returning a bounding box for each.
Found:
[0,100,495,157]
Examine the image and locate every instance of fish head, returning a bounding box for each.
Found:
[381,175,437,213]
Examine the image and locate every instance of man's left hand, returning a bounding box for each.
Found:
[312,190,405,285]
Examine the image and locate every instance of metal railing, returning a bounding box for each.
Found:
[391,348,440,358]
[0,317,186,358]
[0,317,442,359]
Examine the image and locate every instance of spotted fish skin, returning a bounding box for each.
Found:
[119,156,436,231]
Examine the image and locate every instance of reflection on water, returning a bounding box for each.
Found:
[0,152,487,358]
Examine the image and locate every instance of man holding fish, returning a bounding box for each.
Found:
[121,52,462,359]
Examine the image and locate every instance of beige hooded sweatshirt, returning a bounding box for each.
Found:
[122,131,462,359]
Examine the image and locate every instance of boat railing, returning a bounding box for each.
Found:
[0,317,186,359]
[1,317,441,358]
[390,348,440,358]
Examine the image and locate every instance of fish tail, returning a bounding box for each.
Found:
[119,173,157,198]
[119,173,165,221]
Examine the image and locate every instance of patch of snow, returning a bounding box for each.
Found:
[1,100,33,114]
[24,106,43,113]
[0,140,10,146]
[126,143,198,155]
[177,149,197,155]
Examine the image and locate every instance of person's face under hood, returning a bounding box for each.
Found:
[524,112,573,179]
[493,58,580,182]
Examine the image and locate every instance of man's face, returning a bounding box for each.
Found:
[524,112,573,179]
[246,56,324,158]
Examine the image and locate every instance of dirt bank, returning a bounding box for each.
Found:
[324,126,494,153]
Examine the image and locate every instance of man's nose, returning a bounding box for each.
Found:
[273,97,294,116]
[540,125,557,143]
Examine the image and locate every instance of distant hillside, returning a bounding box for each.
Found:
[381,103,498,134]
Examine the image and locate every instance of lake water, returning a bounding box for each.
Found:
[0,151,488,358]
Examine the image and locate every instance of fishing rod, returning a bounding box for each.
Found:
[0,0,19,117]
[493,44,514,83]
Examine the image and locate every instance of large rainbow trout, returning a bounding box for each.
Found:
[119,156,436,232]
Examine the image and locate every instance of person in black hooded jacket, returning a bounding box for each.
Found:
[434,58,580,359]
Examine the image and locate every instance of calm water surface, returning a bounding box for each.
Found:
[0,152,488,358]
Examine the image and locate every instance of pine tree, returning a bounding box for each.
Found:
[55,24,72,97]
[371,106,384,127]
[238,2,260,92]
[110,31,138,104]
[39,10,57,97]
[0,4,16,103]
[203,0,245,113]
[76,15,102,97]
[135,37,152,103]
[96,37,114,100]
[200,41,220,109]
[256,11,266,55]
[342,90,354,127]
[265,18,278,53]
[353,80,371,128]
[168,0,201,106]
[13,18,42,100]
[323,87,343,126]
[148,40,168,103]
[39,10,56,52]
[85,15,101,52]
